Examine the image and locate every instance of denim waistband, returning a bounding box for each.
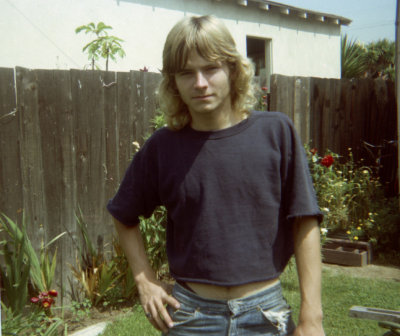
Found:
[172,281,284,315]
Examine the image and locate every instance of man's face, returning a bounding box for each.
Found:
[174,51,232,118]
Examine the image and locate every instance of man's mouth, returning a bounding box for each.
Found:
[193,94,213,100]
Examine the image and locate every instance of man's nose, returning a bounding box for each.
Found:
[194,71,207,88]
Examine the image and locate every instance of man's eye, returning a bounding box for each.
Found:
[206,66,219,72]
[178,70,192,76]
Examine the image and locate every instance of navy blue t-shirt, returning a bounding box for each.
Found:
[107,111,322,286]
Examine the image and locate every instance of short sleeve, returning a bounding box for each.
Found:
[106,142,160,226]
[281,117,323,223]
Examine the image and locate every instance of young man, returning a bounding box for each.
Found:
[107,15,324,336]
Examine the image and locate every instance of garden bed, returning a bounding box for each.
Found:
[322,238,372,267]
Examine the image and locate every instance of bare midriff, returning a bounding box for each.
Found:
[185,278,279,300]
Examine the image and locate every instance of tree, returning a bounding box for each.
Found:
[75,22,126,71]
[341,35,395,80]
[364,39,395,79]
[341,34,367,78]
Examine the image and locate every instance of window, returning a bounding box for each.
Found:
[246,36,272,89]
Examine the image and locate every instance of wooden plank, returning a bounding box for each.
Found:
[270,74,294,120]
[103,71,119,198]
[15,67,46,250]
[142,71,161,133]
[131,71,146,143]
[322,248,367,266]
[70,69,108,252]
[35,69,76,303]
[293,76,311,144]
[0,68,22,222]
[117,71,137,178]
[269,74,278,112]
[324,238,372,264]
[102,71,119,239]
[349,306,400,323]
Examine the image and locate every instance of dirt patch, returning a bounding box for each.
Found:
[323,262,400,282]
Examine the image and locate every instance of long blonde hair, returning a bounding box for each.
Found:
[158,15,257,130]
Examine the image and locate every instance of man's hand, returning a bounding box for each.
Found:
[113,220,180,333]
[138,279,180,333]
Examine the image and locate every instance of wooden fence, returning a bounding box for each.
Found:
[0,68,397,302]
[0,67,161,302]
[270,74,397,162]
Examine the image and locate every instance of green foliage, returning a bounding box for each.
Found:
[254,86,269,111]
[0,214,64,315]
[69,211,121,307]
[139,206,169,279]
[0,231,30,315]
[341,34,395,80]
[75,21,126,71]
[151,109,168,130]
[113,237,137,300]
[306,146,399,260]
[366,197,400,263]
[364,38,395,80]
[341,35,367,79]
[1,302,64,336]
[68,299,92,323]
[306,146,382,240]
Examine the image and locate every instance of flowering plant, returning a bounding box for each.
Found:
[305,145,381,242]
[30,290,58,314]
[256,86,269,111]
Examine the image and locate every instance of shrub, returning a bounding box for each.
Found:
[306,145,399,261]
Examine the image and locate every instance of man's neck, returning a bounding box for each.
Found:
[190,109,245,131]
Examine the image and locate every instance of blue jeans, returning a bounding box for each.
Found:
[163,281,296,335]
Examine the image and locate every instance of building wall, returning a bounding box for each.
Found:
[0,0,342,78]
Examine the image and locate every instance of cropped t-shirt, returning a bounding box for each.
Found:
[107,111,322,286]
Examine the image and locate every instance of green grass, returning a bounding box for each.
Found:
[101,265,400,336]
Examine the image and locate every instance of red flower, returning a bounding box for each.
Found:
[30,297,40,304]
[39,291,48,299]
[261,86,268,91]
[42,298,53,309]
[321,155,334,167]
[262,95,267,99]
[310,148,317,155]
[48,290,58,297]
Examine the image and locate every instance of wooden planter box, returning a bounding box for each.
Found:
[322,238,372,267]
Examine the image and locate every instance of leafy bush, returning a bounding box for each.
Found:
[139,206,169,280]
[0,214,66,335]
[306,145,399,261]
[69,210,123,307]
[306,146,382,239]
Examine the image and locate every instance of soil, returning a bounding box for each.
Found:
[65,262,400,334]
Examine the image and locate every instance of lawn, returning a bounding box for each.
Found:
[101,263,400,336]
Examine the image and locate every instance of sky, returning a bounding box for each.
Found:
[279,0,396,44]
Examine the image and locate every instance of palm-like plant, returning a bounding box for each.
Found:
[364,39,395,79]
[75,22,126,71]
[341,34,367,78]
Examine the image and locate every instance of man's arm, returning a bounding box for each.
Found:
[114,219,180,333]
[293,216,325,336]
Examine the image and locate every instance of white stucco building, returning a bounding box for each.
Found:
[1,0,350,78]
